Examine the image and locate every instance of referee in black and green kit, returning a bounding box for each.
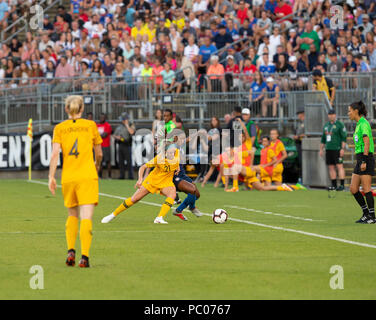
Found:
[348,101,375,224]
[320,109,347,191]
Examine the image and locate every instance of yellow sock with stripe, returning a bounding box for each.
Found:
[277,186,285,191]
[80,219,93,258]
[65,216,78,251]
[113,198,134,216]
[233,179,238,189]
[157,197,174,218]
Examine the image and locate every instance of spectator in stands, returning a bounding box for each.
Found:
[258,52,276,75]
[152,57,164,92]
[275,53,288,73]
[254,11,272,47]
[184,34,199,68]
[214,24,233,51]
[327,52,343,72]
[53,55,74,93]
[248,70,266,116]
[368,42,376,70]
[206,55,225,92]
[354,54,372,72]
[274,0,293,29]
[242,57,256,88]
[198,36,217,76]
[262,76,279,118]
[224,54,240,91]
[287,55,307,90]
[315,52,328,72]
[297,21,320,53]
[161,62,176,92]
[312,69,335,106]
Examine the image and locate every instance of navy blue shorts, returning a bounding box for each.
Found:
[173,167,193,190]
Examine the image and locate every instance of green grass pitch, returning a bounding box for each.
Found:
[1,179,376,300]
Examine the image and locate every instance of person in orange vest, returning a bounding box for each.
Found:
[259,136,277,186]
[269,129,287,186]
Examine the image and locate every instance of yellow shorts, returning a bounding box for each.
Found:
[260,167,272,183]
[62,179,99,208]
[142,177,174,194]
[272,164,284,182]
[245,167,260,184]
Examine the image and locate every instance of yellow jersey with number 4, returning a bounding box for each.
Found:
[143,149,180,189]
[52,119,102,184]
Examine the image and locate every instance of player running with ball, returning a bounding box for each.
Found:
[101,142,180,224]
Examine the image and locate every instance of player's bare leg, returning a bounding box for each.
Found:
[201,164,215,187]
[174,180,202,219]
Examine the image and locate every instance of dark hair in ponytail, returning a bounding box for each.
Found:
[350,100,367,117]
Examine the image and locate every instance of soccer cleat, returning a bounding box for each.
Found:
[154,216,168,224]
[336,185,345,191]
[65,249,76,267]
[356,215,372,224]
[174,194,182,205]
[173,209,188,221]
[78,255,90,268]
[282,184,293,191]
[225,187,239,192]
[190,208,203,217]
[101,213,116,224]
[296,183,307,190]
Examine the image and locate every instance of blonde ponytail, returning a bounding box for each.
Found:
[65,95,84,117]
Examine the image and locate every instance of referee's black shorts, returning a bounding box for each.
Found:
[353,153,375,176]
[325,149,342,165]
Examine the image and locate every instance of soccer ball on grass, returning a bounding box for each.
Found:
[212,209,228,224]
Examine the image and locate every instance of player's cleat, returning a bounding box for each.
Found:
[78,255,90,268]
[225,187,239,192]
[154,216,168,224]
[296,183,307,190]
[336,185,345,191]
[356,214,373,224]
[173,209,188,221]
[282,184,293,191]
[174,194,181,205]
[288,184,300,190]
[101,213,116,224]
[190,208,203,217]
[65,249,76,267]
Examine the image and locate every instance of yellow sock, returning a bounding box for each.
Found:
[157,197,174,218]
[80,219,93,258]
[65,216,78,251]
[277,186,285,191]
[221,176,226,185]
[233,179,238,189]
[113,198,134,216]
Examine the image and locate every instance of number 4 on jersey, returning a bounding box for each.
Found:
[69,138,79,157]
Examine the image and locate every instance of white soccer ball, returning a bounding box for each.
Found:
[212,208,228,224]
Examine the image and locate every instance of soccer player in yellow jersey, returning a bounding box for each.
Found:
[48,95,103,268]
[269,129,288,185]
[101,143,180,224]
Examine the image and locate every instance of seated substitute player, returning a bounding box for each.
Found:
[231,164,293,191]
[101,143,180,225]
[172,130,202,221]
[48,95,103,268]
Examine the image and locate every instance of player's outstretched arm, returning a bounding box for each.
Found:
[48,142,61,196]
[135,164,148,189]
[94,144,103,173]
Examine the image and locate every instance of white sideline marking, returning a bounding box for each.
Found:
[225,205,324,222]
[28,180,376,250]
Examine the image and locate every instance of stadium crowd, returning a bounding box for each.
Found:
[0,0,375,101]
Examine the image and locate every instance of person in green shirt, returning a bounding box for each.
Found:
[297,22,320,52]
[348,101,375,224]
[319,109,347,191]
